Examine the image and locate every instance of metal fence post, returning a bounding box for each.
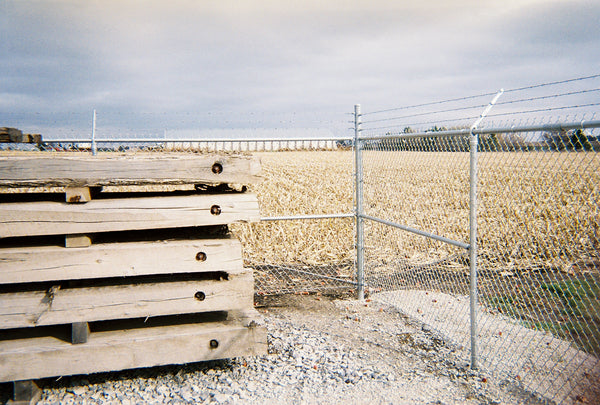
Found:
[468,89,504,370]
[468,129,479,369]
[91,109,97,156]
[354,104,365,300]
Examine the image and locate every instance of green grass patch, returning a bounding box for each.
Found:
[485,277,600,356]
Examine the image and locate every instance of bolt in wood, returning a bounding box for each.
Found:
[209,339,219,349]
[211,162,223,174]
[194,291,206,301]
[210,205,221,215]
[195,251,207,261]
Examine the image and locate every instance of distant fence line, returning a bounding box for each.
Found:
[24,137,352,153]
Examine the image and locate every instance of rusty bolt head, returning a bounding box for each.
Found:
[211,162,223,174]
[196,252,207,262]
[194,291,206,301]
[210,205,221,215]
[209,339,219,349]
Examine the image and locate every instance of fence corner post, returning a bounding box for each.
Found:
[354,104,365,300]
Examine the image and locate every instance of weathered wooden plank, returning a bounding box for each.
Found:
[0,318,267,382]
[0,193,260,238]
[0,238,244,284]
[0,155,261,187]
[0,271,253,329]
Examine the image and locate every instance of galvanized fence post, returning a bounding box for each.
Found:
[468,128,479,369]
[468,89,504,369]
[354,104,365,300]
[91,109,97,156]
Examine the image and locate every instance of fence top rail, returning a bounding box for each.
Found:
[358,119,600,141]
[41,137,354,143]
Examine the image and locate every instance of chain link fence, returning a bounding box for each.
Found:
[358,76,600,404]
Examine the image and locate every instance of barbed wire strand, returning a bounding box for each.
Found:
[362,92,498,116]
[497,88,600,106]
[362,103,488,125]
[363,115,480,133]
[362,73,600,117]
[503,73,600,93]
[486,102,600,118]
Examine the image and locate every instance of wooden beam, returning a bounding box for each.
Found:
[0,239,244,284]
[0,193,260,238]
[0,155,261,187]
[0,271,253,329]
[0,319,267,382]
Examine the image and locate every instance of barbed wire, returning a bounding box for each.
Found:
[496,88,600,106]
[362,115,479,133]
[503,73,600,93]
[487,102,600,118]
[360,73,600,118]
[362,92,498,116]
[362,103,488,125]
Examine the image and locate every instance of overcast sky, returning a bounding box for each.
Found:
[1,0,599,137]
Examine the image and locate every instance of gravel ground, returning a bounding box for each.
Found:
[374,290,600,405]
[1,295,544,405]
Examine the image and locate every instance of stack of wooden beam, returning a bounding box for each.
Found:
[0,154,266,403]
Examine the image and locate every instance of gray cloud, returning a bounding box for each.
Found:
[1,0,598,135]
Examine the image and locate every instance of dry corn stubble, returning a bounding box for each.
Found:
[230,151,355,269]
[233,150,598,278]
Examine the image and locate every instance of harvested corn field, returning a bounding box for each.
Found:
[231,150,600,361]
[233,150,599,273]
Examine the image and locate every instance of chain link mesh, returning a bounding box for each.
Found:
[359,127,600,403]
[232,150,356,298]
[476,138,599,402]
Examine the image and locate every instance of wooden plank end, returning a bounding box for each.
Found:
[65,235,92,248]
[71,322,90,344]
[10,380,41,405]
